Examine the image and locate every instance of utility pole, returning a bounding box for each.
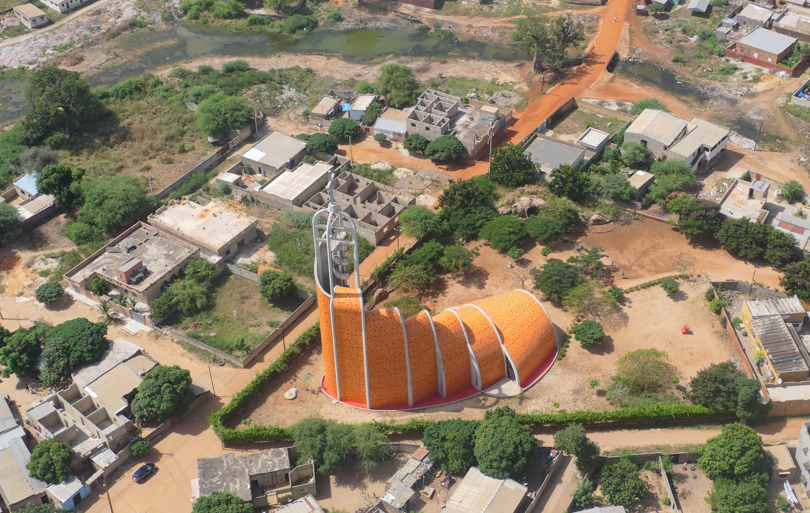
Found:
[103,476,115,513]
[148,177,154,196]
[349,135,353,165]
[208,366,215,395]
[487,129,493,177]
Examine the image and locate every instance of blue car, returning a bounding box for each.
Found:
[133,463,157,483]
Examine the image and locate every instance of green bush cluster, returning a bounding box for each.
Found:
[626,275,681,292]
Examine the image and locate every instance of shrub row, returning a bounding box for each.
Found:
[627,275,681,292]
[368,247,405,283]
[208,323,321,444]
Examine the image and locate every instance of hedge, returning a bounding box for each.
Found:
[208,325,733,445]
[209,323,321,444]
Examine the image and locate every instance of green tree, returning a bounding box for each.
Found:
[444,431,476,474]
[687,362,745,411]
[765,229,797,268]
[361,102,382,126]
[88,277,109,297]
[259,270,297,301]
[780,259,810,302]
[715,217,769,261]
[322,423,354,474]
[425,135,465,161]
[573,478,595,509]
[782,180,805,203]
[130,438,150,457]
[192,491,254,513]
[661,277,680,295]
[707,478,769,513]
[20,146,58,175]
[489,142,535,188]
[549,164,590,201]
[26,439,75,484]
[422,419,478,469]
[131,365,195,420]
[184,258,218,282]
[621,141,650,167]
[397,240,445,283]
[511,14,584,72]
[570,319,604,346]
[40,337,73,387]
[480,215,526,252]
[562,282,618,321]
[599,457,647,506]
[439,245,475,274]
[45,317,109,369]
[353,424,391,471]
[289,417,354,473]
[592,173,636,202]
[280,14,317,34]
[474,407,536,480]
[735,377,762,421]
[329,117,361,140]
[0,326,45,378]
[648,159,695,204]
[374,64,423,107]
[667,195,694,214]
[525,215,567,244]
[23,66,101,143]
[678,199,724,239]
[698,423,773,482]
[168,279,210,315]
[0,203,20,237]
[149,292,174,318]
[65,221,100,244]
[403,133,430,153]
[373,133,387,143]
[79,175,156,233]
[630,98,667,115]
[566,246,607,277]
[553,423,601,473]
[265,0,292,14]
[438,178,494,211]
[197,93,253,140]
[615,348,670,395]
[531,259,581,302]
[36,282,64,305]
[446,206,497,242]
[388,265,431,293]
[306,133,338,154]
[399,205,444,241]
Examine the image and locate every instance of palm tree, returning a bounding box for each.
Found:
[98,301,115,324]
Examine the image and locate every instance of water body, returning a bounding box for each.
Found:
[0,24,521,123]
[613,60,709,104]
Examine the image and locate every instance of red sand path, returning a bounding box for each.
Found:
[344,0,632,178]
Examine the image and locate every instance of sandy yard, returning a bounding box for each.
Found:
[668,464,712,513]
[231,217,771,428]
[592,468,671,513]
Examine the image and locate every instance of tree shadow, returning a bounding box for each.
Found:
[44,295,74,312]
[585,334,615,356]
[670,290,689,303]
[602,310,629,331]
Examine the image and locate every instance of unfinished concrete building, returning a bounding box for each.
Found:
[304,171,415,245]
[406,89,462,141]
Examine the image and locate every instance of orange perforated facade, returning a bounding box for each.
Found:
[404,312,440,405]
[432,310,474,397]
[365,309,410,409]
[457,306,506,390]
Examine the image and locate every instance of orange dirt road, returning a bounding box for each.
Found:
[343,0,632,177]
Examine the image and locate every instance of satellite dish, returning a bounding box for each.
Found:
[778,378,783,385]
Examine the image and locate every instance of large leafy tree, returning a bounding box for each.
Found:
[480,215,526,252]
[512,14,585,73]
[446,206,497,242]
[422,419,478,470]
[678,198,724,239]
[620,141,650,167]
[531,259,581,302]
[373,64,423,107]
[438,178,494,211]
[566,246,607,277]
[22,66,101,143]
[361,102,382,126]
[79,175,156,233]
[425,135,465,162]
[259,270,297,301]
[389,265,431,293]
[782,180,805,203]
[328,117,361,140]
[26,439,75,484]
[131,365,196,420]
[591,173,636,202]
[553,423,600,473]
[353,424,390,471]
[780,258,810,302]
[289,417,355,474]
[716,217,768,261]
[599,457,647,506]
[707,478,769,513]
[615,348,670,395]
[0,326,46,378]
[40,337,74,387]
[549,164,590,201]
[489,142,535,188]
[184,258,218,283]
[36,282,64,305]
[45,318,109,369]
[439,245,475,274]
[474,407,536,480]
[403,133,430,154]
[36,164,85,210]
[0,203,20,238]
[735,377,763,421]
[197,93,253,139]
[306,133,338,154]
[399,205,444,241]
[698,423,773,482]
[570,320,604,346]
[525,215,567,243]
[562,282,618,322]
[764,229,796,268]
[648,159,695,204]
[168,279,210,316]
[193,492,252,513]
[687,362,745,411]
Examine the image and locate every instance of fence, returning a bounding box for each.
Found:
[526,454,568,513]
[723,47,805,77]
[226,263,261,283]
[155,125,253,200]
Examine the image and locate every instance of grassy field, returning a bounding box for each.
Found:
[551,109,625,136]
[171,272,306,356]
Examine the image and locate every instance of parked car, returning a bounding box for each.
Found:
[133,463,157,483]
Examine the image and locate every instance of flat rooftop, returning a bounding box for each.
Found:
[628,170,655,188]
[0,396,17,435]
[718,180,770,222]
[262,162,331,201]
[738,27,797,55]
[627,109,688,147]
[85,357,155,414]
[524,136,586,171]
[197,448,291,502]
[774,212,810,248]
[577,127,610,149]
[351,94,376,112]
[776,9,810,29]
[670,117,729,158]
[740,4,775,22]
[149,201,256,252]
[14,3,47,17]
[243,131,306,170]
[73,338,143,388]
[68,225,196,292]
[311,96,340,116]
[444,467,527,513]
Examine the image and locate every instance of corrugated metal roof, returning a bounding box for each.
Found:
[373,118,407,134]
[525,137,585,171]
[46,475,86,503]
[379,108,409,124]
[16,195,54,221]
[669,117,729,157]
[13,173,39,196]
[245,131,306,170]
[444,467,527,513]
[381,480,416,509]
[738,27,797,56]
[311,96,340,116]
[747,296,805,317]
[739,4,775,22]
[687,0,710,13]
[262,162,331,201]
[626,109,687,147]
[350,94,376,112]
[750,315,808,375]
[0,437,46,506]
[0,396,17,435]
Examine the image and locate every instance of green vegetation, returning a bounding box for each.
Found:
[35,282,63,305]
[403,133,430,154]
[289,417,390,473]
[511,14,585,73]
[192,491,253,513]
[425,134,465,161]
[281,14,318,34]
[600,458,647,506]
[197,93,253,139]
[26,439,75,484]
[480,215,526,252]
[373,64,424,107]
[661,277,680,296]
[474,407,537,480]
[184,258,218,283]
[630,98,666,115]
[306,133,338,154]
[328,117,361,140]
[130,438,150,457]
[780,258,810,302]
[399,205,445,241]
[782,180,805,203]
[131,365,196,421]
[259,270,297,301]
[549,164,590,201]
[489,142,535,188]
[0,324,47,378]
[40,318,109,386]
[531,259,582,302]
[570,320,604,346]
[553,423,600,473]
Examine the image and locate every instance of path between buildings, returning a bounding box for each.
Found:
[0,0,117,49]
